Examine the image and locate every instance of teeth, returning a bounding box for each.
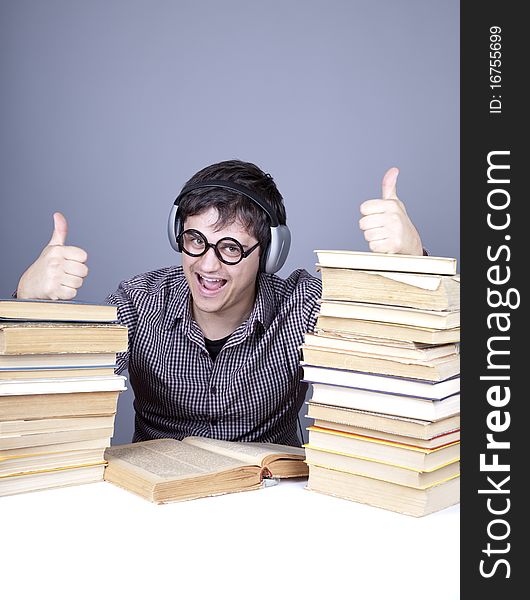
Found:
[201,276,223,282]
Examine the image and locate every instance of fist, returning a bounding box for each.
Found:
[359,167,423,256]
[17,213,89,300]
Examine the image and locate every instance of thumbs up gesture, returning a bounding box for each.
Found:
[16,213,89,300]
[359,168,424,256]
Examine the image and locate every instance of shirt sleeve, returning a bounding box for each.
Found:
[301,273,322,334]
[106,282,139,375]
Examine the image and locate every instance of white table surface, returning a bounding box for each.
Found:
[1,477,459,600]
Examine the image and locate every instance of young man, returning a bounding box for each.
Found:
[16,160,423,446]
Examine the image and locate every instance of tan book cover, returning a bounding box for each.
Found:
[306,464,460,517]
[0,389,121,421]
[0,425,115,451]
[309,418,460,449]
[318,300,460,330]
[304,446,460,489]
[314,250,457,275]
[307,426,459,471]
[0,436,112,459]
[0,447,106,477]
[303,332,459,360]
[318,266,460,310]
[302,344,460,382]
[0,298,117,322]
[0,353,116,369]
[0,366,116,380]
[0,322,128,355]
[306,402,461,439]
[0,414,115,435]
[315,316,460,344]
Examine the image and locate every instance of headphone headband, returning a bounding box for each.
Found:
[173,180,280,227]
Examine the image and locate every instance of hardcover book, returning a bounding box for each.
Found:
[317,266,460,310]
[305,382,460,421]
[0,322,128,355]
[304,446,460,489]
[306,402,460,439]
[307,426,460,471]
[0,298,118,322]
[306,464,460,517]
[302,364,460,399]
[301,344,460,382]
[314,316,460,344]
[318,300,460,330]
[314,250,457,275]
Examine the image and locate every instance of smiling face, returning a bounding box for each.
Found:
[181,207,261,335]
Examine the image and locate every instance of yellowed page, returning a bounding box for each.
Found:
[104,439,252,483]
[182,436,305,466]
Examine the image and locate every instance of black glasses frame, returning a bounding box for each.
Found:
[177,229,260,265]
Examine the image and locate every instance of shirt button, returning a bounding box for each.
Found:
[211,385,217,395]
[211,418,218,426]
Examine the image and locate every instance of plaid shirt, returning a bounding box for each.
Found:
[107,266,321,446]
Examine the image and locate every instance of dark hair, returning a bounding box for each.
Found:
[177,159,287,249]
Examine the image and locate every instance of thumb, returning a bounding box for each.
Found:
[381,167,399,200]
[48,212,68,246]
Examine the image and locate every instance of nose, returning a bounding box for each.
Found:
[197,244,223,271]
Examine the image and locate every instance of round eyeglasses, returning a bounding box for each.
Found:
[177,229,260,265]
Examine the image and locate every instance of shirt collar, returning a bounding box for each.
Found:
[162,267,193,331]
[246,273,276,333]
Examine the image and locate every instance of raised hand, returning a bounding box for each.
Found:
[359,167,423,255]
[16,212,89,300]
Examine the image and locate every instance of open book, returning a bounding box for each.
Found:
[103,437,308,503]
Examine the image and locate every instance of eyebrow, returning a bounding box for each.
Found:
[192,229,255,249]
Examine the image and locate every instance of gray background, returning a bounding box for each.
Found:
[0,0,459,445]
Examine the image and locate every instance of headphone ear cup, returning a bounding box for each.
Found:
[262,225,291,274]
[168,204,182,252]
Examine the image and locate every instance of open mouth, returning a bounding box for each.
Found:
[196,273,227,294]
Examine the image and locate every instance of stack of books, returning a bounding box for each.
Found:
[0,299,128,497]
[301,250,461,517]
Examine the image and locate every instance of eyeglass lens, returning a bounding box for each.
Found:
[180,229,245,264]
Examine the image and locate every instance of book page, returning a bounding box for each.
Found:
[182,436,305,466]
[367,272,446,291]
[316,266,454,291]
[104,439,251,482]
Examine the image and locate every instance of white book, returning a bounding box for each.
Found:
[0,353,117,369]
[0,464,106,497]
[0,375,127,396]
[307,383,460,421]
[302,363,460,399]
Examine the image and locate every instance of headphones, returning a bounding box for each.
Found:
[168,180,291,274]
